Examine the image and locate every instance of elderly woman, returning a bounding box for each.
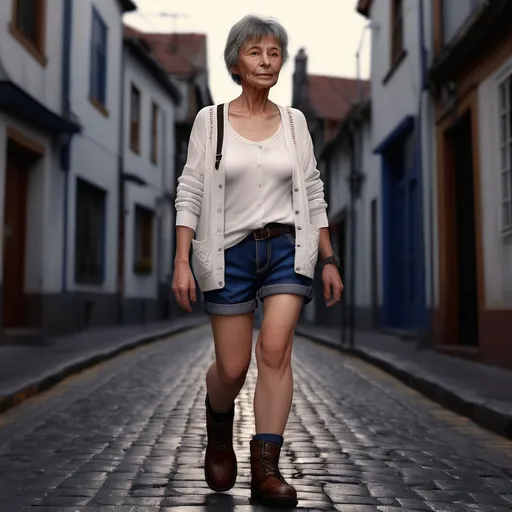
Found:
[173,14,343,508]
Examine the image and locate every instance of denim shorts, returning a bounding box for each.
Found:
[203,229,313,316]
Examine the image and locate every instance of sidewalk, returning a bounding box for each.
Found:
[295,323,512,439]
[0,315,208,414]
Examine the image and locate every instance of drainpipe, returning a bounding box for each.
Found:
[60,0,73,301]
[416,0,435,347]
[117,39,126,324]
[157,109,167,319]
[347,21,372,348]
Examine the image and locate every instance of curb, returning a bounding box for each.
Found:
[0,318,209,415]
[295,327,512,440]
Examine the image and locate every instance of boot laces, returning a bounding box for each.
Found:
[261,456,284,481]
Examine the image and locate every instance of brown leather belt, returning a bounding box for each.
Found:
[253,224,294,241]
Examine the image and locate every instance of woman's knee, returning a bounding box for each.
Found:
[256,333,292,372]
[216,360,249,386]
[210,313,253,385]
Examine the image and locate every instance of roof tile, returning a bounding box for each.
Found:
[308,75,370,121]
[124,25,207,76]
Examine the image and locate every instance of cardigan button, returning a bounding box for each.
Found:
[294,188,298,192]
[218,184,222,188]
[217,248,222,252]
[295,210,299,215]
[296,267,300,271]
[217,207,222,212]
[218,281,223,286]
[297,226,302,230]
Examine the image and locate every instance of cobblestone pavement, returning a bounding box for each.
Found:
[0,325,512,511]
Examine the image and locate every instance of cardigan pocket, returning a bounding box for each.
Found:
[191,237,213,278]
[306,223,320,268]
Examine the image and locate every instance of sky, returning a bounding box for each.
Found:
[125,0,371,106]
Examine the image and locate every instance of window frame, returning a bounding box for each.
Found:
[9,0,47,66]
[89,7,108,116]
[150,101,159,164]
[390,0,404,67]
[130,84,141,154]
[498,72,512,235]
[133,205,154,275]
[74,177,107,285]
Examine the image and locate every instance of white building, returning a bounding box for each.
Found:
[357,0,435,336]
[62,0,136,332]
[319,100,381,333]
[120,35,179,323]
[0,0,81,338]
[0,0,138,339]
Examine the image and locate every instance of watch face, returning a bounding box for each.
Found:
[325,255,340,267]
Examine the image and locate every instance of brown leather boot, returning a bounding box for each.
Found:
[250,439,298,508]
[204,396,237,492]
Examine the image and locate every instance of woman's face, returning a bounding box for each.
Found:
[232,35,283,90]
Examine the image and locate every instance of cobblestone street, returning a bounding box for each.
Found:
[0,325,512,511]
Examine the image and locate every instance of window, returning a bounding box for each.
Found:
[442,0,486,46]
[499,74,512,233]
[75,178,106,284]
[10,0,47,64]
[134,206,154,274]
[391,0,404,66]
[150,102,159,164]
[130,84,141,153]
[89,8,108,112]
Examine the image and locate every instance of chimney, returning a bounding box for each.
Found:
[292,48,308,108]
[294,48,307,78]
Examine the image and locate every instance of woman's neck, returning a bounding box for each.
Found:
[231,89,276,117]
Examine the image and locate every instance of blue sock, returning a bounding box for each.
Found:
[253,433,283,446]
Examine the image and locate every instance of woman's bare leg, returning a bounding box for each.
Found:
[253,294,303,434]
[206,312,253,411]
[203,311,254,492]
[249,294,302,507]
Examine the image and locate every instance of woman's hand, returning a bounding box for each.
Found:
[172,261,197,313]
[322,264,344,307]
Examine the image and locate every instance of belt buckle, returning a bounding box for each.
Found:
[254,226,270,240]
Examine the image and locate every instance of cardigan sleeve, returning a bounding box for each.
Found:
[175,108,208,231]
[294,110,329,228]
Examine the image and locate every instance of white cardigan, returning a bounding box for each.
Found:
[175,102,329,292]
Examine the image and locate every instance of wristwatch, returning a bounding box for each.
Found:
[322,255,340,267]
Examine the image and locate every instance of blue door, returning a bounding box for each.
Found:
[379,119,425,330]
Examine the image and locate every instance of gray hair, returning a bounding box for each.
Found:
[224,15,289,85]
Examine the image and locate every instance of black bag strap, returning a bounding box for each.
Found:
[215,103,224,170]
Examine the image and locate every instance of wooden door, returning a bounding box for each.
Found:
[2,147,28,327]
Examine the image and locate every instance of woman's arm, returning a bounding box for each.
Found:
[172,226,196,312]
[295,109,343,306]
[173,108,208,311]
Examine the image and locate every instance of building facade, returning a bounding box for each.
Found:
[123,25,214,316]
[429,0,512,368]
[61,0,135,333]
[319,100,382,333]
[120,36,179,324]
[358,0,434,335]
[0,0,82,340]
